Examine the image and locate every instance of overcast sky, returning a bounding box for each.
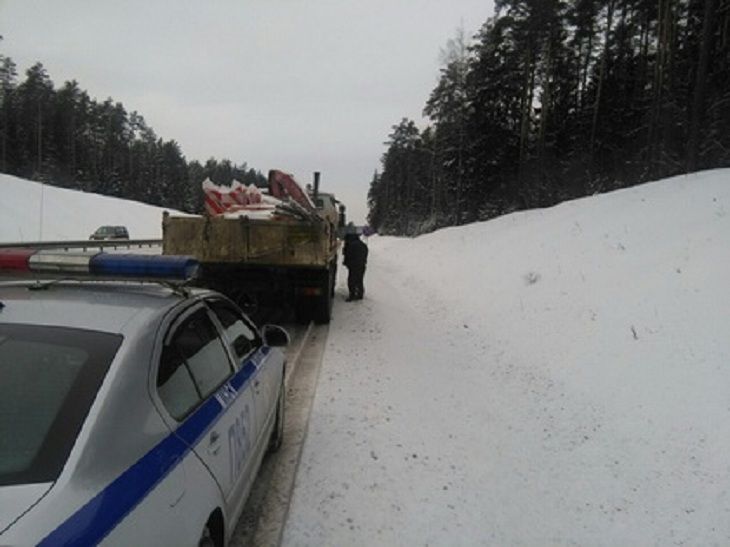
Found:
[1,0,494,223]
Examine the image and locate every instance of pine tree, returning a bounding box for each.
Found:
[0,58,265,215]
[0,56,17,173]
[424,27,472,224]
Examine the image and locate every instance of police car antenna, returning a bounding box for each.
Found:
[160,279,193,297]
[38,179,45,240]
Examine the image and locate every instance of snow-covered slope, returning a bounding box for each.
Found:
[283,169,730,546]
[0,174,178,241]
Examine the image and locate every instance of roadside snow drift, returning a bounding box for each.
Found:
[283,169,730,546]
[0,174,176,241]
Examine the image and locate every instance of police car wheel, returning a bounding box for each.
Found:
[199,525,215,547]
[268,381,285,453]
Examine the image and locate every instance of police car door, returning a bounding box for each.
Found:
[205,300,271,461]
[157,306,255,508]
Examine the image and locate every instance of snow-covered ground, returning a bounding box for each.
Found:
[0,174,176,241]
[282,170,730,546]
[2,169,728,544]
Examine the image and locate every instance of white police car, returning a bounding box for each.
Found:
[0,250,288,546]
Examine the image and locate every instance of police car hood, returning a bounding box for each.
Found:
[0,483,52,534]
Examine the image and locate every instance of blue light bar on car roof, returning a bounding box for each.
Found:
[0,249,199,281]
[90,254,199,280]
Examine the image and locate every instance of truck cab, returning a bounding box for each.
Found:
[310,192,339,227]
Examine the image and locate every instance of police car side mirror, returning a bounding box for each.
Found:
[262,325,290,347]
[233,335,252,357]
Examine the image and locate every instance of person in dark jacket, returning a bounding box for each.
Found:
[342,229,368,301]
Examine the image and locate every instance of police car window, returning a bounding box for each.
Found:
[0,324,121,487]
[208,301,259,361]
[163,309,234,405]
[158,343,201,421]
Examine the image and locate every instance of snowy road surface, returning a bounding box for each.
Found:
[231,323,328,547]
[282,171,730,546]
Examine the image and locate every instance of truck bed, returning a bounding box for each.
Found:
[162,214,336,267]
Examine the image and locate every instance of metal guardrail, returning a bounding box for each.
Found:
[0,239,162,251]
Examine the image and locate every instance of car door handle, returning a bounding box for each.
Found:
[254,379,261,388]
[208,431,221,455]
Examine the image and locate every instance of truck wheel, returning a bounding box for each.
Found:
[294,298,308,324]
[313,270,333,324]
[313,288,332,324]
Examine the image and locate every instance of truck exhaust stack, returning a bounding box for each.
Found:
[313,172,320,199]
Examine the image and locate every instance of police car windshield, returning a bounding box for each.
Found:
[0,324,122,486]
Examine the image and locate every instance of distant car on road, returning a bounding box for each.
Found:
[0,251,288,546]
[89,225,130,240]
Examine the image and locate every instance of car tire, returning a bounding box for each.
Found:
[199,512,224,547]
[268,380,285,453]
[199,525,215,547]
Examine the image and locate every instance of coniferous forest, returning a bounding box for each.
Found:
[368,0,730,235]
[0,47,265,214]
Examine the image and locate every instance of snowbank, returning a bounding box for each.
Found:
[0,174,179,241]
[283,169,730,545]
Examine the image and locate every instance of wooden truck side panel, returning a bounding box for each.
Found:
[162,213,338,324]
[162,215,336,267]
